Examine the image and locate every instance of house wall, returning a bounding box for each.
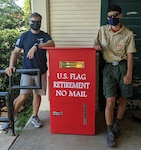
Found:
[31,0,101,108]
[49,0,101,47]
[31,0,50,32]
[32,0,101,47]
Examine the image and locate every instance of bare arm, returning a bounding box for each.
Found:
[5,47,21,76]
[38,40,55,48]
[27,40,55,59]
[123,53,133,85]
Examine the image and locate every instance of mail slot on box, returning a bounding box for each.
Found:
[60,61,85,68]
[43,47,96,135]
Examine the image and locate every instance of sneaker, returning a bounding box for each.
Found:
[0,122,10,131]
[31,116,42,128]
[107,131,116,148]
[113,124,120,138]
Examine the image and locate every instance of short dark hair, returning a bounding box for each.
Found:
[108,4,122,13]
[29,12,42,20]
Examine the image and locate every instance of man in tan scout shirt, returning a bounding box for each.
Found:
[94,5,136,148]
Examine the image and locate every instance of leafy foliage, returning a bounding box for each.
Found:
[0,29,21,67]
[0,0,24,29]
[16,98,33,128]
[0,29,22,91]
[23,0,31,28]
[0,0,32,94]
[0,0,33,130]
[0,0,30,91]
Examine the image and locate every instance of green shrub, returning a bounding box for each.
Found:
[0,29,22,92]
[0,29,33,132]
[16,98,33,128]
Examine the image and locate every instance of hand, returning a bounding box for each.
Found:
[27,46,37,59]
[5,67,16,77]
[94,44,102,51]
[123,74,132,85]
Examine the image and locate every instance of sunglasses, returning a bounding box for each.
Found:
[30,20,41,23]
[107,13,119,18]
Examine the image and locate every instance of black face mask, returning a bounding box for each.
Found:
[30,21,41,30]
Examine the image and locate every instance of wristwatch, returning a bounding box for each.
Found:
[34,43,38,49]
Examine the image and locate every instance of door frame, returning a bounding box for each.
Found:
[101,0,109,25]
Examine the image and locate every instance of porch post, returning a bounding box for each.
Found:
[31,0,50,33]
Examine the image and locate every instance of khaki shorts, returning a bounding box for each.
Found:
[20,72,47,95]
[103,62,132,99]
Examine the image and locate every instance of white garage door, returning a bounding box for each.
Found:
[49,0,100,47]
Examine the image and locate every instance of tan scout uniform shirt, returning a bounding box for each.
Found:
[94,24,136,63]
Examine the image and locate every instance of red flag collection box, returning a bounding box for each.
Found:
[44,47,96,135]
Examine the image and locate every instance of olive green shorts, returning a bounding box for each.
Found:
[103,62,132,99]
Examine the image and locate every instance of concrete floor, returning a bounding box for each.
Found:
[0,131,17,150]
[1,96,141,150]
